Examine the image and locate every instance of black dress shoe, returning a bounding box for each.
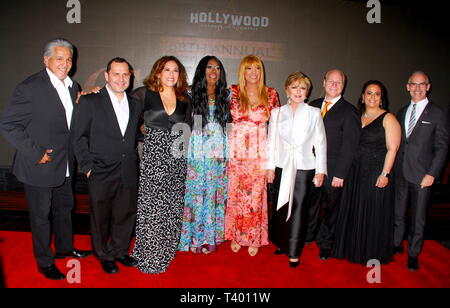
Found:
[38,264,66,281]
[407,257,419,272]
[393,246,404,255]
[101,260,119,274]
[55,248,93,259]
[116,256,138,267]
[319,249,331,260]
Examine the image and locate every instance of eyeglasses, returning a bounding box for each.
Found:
[408,82,429,88]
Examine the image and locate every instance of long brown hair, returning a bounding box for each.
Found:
[143,56,189,102]
[238,55,269,115]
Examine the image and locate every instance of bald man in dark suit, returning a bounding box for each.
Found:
[394,71,449,271]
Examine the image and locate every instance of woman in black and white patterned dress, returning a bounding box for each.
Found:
[131,56,192,274]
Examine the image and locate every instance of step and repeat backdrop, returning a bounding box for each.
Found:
[0,0,448,165]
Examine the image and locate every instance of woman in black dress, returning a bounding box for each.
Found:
[333,80,401,265]
[131,56,192,274]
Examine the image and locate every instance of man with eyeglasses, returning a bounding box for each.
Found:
[394,71,449,271]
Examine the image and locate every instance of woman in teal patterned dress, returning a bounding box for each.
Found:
[178,56,231,254]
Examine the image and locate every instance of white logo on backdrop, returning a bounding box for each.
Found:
[190,12,269,31]
[367,0,381,24]
[66,0,81,24]
[366,259,382,284]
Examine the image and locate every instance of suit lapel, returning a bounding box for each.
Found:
[398,105,408,139]
[123,95,135,137]
[408,102,432,140]
[69,84,78,107]
[100,87,125,138]
[41,70,70,131]
[324,97,344,119]
[310,98,323,109]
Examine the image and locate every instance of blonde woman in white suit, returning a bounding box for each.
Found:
[267,72,327,268]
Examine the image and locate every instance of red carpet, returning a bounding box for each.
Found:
[0,231,449,288]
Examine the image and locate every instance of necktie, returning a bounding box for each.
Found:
[407,103,417,138]
[322,101,332,118]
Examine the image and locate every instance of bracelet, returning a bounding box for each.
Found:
[381,172,390,178]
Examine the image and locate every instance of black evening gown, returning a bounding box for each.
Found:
[131,89,191,274]
[333,112,394,265]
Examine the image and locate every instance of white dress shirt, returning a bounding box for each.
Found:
[267,102,327,221]
[405,98,429,135]
[106,85,130,137]
[321,95,342,113]
[46,68,74,177]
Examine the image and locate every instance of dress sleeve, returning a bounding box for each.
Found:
[268,87,281,110]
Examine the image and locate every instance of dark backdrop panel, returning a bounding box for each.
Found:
[0,0,448,166]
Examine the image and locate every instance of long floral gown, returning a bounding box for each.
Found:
[178,102,228,253]
[225,85,280,248]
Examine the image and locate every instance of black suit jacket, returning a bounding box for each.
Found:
[396,101,449,185]
[310,97,361,180]
[72,87,143,186]
[0,69,79,187]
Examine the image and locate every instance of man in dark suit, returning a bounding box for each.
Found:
[72,58,142,274]
[307,70,361,260]
[394,71,449,271]
[0,38,91,280]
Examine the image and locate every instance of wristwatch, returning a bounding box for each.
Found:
[381,172,390,178]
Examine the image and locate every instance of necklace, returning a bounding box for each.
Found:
[364,113,376,118]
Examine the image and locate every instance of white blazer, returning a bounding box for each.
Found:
[266,102,327,220]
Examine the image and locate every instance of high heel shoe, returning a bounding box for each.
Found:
[289,259,300,268]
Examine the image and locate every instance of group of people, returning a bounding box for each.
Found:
[0,38,448,281]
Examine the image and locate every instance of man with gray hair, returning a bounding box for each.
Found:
[0,38,92,280]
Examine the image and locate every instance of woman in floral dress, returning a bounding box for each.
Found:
[225,55,280,257]
[178,56,231,254]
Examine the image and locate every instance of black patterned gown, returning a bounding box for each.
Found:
[131,90,191,274]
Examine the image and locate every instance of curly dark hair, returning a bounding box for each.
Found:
[191,56,230,129]
[358,80,390,115]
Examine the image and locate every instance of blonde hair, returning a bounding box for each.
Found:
[238,55,269,115]
[285,72,312,95]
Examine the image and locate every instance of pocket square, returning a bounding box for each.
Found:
[421,121,431,124]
